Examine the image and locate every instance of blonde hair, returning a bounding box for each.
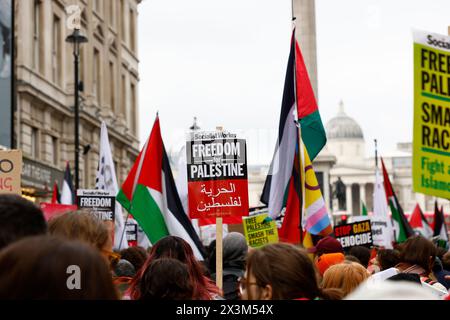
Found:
[48,211,110,251]
[322,261,369,297]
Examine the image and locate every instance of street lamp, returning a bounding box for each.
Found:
[66,28,88,191]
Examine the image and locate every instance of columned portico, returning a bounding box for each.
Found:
[346,184,352,214]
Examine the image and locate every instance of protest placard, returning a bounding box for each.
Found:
[0,150,22,195]
[334,219,373,250]
[186,131,249,219]
[77,189,116,222]
[413,30,450,199]
[125,221,138,247]
[243,213,279,248]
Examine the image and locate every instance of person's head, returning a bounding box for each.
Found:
[344,255,361,264]
[0,235,117,299]
[308,236,344,257]
[48,211,113,263]
[223,232,248,267]
[316,252,345,276]
[241,243,343,300]
[0,194,47,250]
[348,246,371,268]
[435,247,448,260]
[443,252,450,271]
[119,246,148,272]
[114,259,136,278]
[138,258,194,300]
[377,249,400,271]
[209,232,247,272]
[322,261,370,297]
[130,236,219,300]
[398,235,437,274]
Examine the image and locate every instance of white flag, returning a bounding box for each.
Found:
[96,121,128,250]
[372,168,394,249]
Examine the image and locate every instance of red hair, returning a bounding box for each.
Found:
[128,236,220,300]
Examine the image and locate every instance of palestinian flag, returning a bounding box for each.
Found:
[433,201,449,241]
[261,29,326,223]
[117,116,206,260]
[409,204,433,238]
[381,158,414,243]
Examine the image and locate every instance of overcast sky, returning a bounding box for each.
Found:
[137,0,450,164]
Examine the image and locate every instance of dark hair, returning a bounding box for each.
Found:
[0,235,118,299]
[377,249,400,271]
[435,247,448,260]
[398,236,437,274]
[246,243,343,300]
[129,236,220,300]
[114,259,136,277]
[0,194,47,250]
[119,246,148,272]
[443,252,450,271]
[345,255,361,264]
[348,246,371,268]
[139,258,194,300]
[48,211,110,251]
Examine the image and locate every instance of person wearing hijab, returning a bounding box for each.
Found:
[209,232,248,300]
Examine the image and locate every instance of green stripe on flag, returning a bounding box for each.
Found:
[117,189,132,212]
[389,198,407,243]
[299,110,327,161]
[121,184,169,244]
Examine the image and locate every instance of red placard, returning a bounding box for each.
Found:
[40,203,78,221]
[188,179,248,219]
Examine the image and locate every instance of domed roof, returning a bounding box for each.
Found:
[326,101,364,140]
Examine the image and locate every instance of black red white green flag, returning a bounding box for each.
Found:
[117,116,206,260]
[381,157,414,243]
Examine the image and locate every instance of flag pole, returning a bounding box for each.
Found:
[291,4,304,244]
[374,139,378,169]
[215,126,224,292]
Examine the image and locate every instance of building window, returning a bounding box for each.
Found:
[130,83,136,135]
[94,0,102,15]
[109,1,116,28]
[31,127,39,159]
[33,0,41,72]
[121,74,126,117]
[93,48,101,104]
[130,9,136,52]
[52,15,62,85]
[84,153,90,188]
[109,61,115,111]
[51,136,59,165]
[121,0,126,41]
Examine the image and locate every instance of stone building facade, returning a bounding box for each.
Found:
[325,101,450,221]
[14,0,140,201]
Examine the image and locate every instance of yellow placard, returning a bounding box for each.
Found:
[0,150,23,195]
[413,30,450,199]
[243,213,278,248]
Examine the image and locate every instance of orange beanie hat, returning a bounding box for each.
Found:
[316,252,345,276]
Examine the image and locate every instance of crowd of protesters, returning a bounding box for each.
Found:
[0,194,449,300]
